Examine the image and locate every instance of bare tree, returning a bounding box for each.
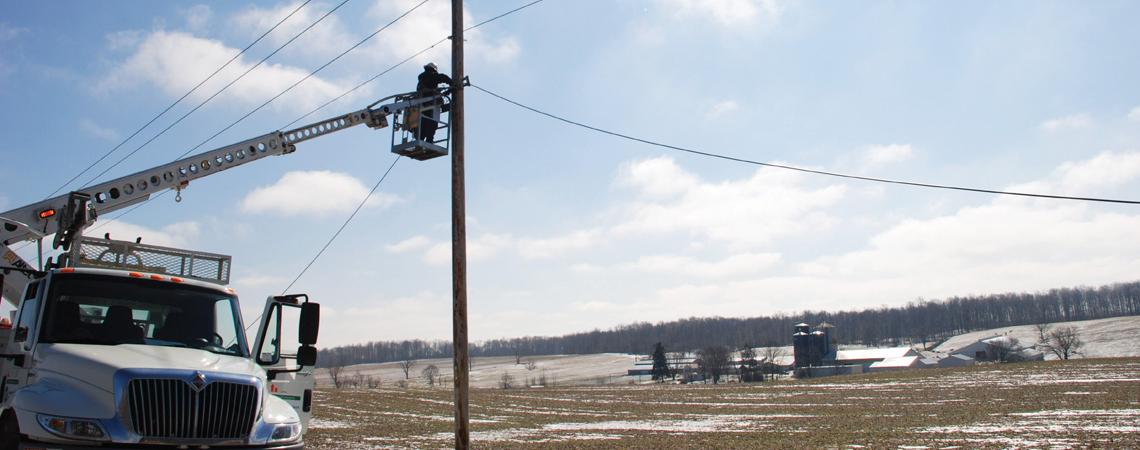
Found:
[696,346,731,384]
[761,346,788,367]
[421,364,440,387]
[986,337,1023,363]
[738,346,760,382]
[499,371,515,389]
[1034,323,1052,345]
[365,375,380,389]
[399,359,416,380]
[1040,326,1085,360]
[328,365,344,389]
[525,360,537,371]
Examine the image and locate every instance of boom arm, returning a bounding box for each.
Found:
[1,93,435,304]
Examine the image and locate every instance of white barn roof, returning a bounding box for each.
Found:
[837,347,916,362]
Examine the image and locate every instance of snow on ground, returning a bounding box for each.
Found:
[314,353,638,388]
[314,315,1140,389]
[934,315,1140,359]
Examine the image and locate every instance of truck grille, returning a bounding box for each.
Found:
[126,378,258,440]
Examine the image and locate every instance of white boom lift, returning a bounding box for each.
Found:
[0,89,451,450]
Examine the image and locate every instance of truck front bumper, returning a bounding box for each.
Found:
[19,439,305,450]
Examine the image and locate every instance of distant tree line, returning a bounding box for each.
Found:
[317,281,1140,368]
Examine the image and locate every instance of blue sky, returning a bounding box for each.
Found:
[3,1,1140,347]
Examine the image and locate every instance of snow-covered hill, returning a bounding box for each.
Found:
[934,315,1140,359]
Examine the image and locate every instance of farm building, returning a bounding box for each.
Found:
[836,347,919,367]
[868,355,934,372]
[937,354,976,368]
[945,335,1046,362]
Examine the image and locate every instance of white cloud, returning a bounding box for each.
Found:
[1128,106,1140,122]
[613,156,847,248]
[99,31,360,110]
[105,30,143,51]
[518,229,603,259]
[386,235,432,253]
[320,290,452,345]
[706,100,740,119]
[1039,113,1093,132]
[421,233,513,266]
[231,2,353,60]
[0,23,28,41]
[621,252,782,278]
[182,4,213,32]
[97,220,201,248]
[860,144,913,171]
[79,119,119,142]
[366,0,520,65]
[623,151,1140,316]
[662,0,784,28]
[240,170,402,216]
[1053,151,1140,193]
[231,274,289,289]
[618,157,699,198]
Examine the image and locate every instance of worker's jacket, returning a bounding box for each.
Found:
[417,70,453,98]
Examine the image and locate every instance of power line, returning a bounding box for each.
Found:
[45,0,315,199]
[472,84,1140,206]
[283,0,547,128]
[82,0,354,188]
[246,156,402,332]
[171,0,432,161]
[282,156,401,294]
[18,0,544,262]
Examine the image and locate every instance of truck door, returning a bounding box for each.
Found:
[0,279,43,404]
[251,295,319,430]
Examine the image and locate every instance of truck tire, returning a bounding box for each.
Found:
[0,412,18,450]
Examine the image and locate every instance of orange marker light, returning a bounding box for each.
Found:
[149,275,164,281]
[38,209,56,219]
[170,277,184,283]
[60,267,75,273]
[129,272,143,278]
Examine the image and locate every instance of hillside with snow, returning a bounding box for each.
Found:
[934,315,1140,359]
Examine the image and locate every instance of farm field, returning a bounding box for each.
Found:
[306,357,1140,449]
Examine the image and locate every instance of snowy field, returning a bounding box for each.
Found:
[306,357,1140,449]
[935,315,1140,359]
[314,354,639,389]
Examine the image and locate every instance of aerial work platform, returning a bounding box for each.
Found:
[391,93,451,161]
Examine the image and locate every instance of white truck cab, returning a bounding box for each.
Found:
[0,238,319,449]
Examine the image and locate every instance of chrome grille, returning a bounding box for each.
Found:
[127,378,258,440]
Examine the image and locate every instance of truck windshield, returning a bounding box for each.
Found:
[38,273,248,357]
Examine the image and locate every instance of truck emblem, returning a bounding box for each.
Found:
[191,371,207,391]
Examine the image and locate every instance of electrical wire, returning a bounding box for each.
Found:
[81,0,354,189]
[283,0,547,128]
[44,0,315,200]
[472,84,1140,206]
[171,0,432,161]
[245,156,402,332]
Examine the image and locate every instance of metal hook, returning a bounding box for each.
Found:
[175,186,183,203]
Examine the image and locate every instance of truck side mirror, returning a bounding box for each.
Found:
[299,302,319,346]
[297,345,317,367]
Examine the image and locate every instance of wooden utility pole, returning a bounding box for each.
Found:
[450,0,470,448]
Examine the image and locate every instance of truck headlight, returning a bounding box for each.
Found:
[269,422,301,443]
[36,414,109,441]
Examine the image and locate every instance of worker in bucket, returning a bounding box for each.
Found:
[415,62,452,142]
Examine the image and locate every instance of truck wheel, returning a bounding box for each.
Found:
[0,413,18,450]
